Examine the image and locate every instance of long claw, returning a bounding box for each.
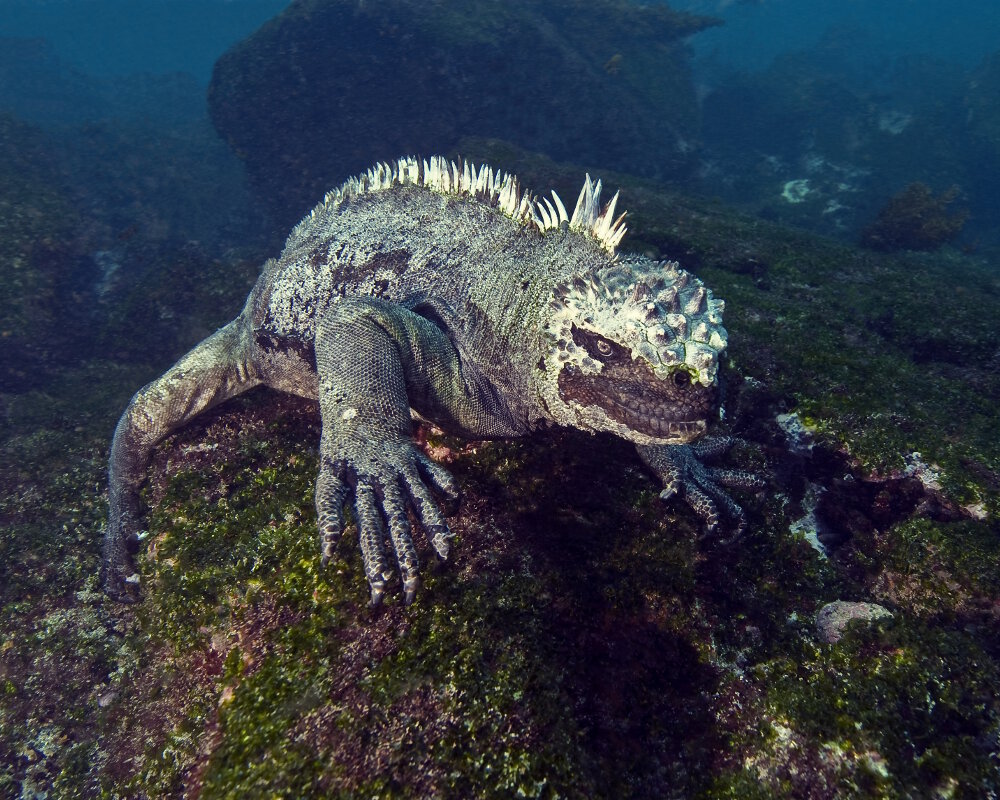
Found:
[382,479,421,598]
[429,527,453,560]
[417,453,459,500]
[638,439,762,539]
[710,467,767,491]
[690,435,737,460]
[315,430,459,602]
[316,458,349,566]
[658,477,682,502]
[370,579,386,607]
[354,482,392,592]
[403,575,420,605]
[403,462,455,559]
[684,483,721,535]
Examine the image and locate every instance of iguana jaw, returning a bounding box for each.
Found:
[556,362,715,444]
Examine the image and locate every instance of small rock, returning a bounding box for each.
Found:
[776,412,814,457]
[816,601,893,643]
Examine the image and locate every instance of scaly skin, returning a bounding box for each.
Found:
[103,156,757,605]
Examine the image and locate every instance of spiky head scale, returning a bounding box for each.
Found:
[545,256,727,385]
[537,256,728,444]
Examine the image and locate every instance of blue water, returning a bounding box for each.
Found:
[0,0,291,82]
[669,0,998,71]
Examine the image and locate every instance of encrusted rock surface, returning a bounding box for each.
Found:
[816,601,893,644]
[3,143,1000,798]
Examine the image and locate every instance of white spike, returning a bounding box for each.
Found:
[529,205,545,231]
[518,193,533,220]
[607,213,628,249]
[542,198,559,229]
[502,180,514,213]
[570,175,593,228]
[537,200,552,229]
[510,182,522,215]
[551,190,568,224]
[297,156,631,254]
[589,179,603,226]
[596,191,619,239]
[508,178,520,213]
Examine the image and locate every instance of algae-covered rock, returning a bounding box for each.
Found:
[3,143,1000,798]
[208,0,717,229]
[815,600,892,643]
[859,182,968,252]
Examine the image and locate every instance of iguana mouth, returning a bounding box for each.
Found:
[557,367,715,442]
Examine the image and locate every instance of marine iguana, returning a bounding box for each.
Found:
[103,156,758,605]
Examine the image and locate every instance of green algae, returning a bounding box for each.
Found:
[759,621,998,796]
[4,144,1000,797]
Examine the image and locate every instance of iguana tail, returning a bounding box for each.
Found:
[103,312,260,600]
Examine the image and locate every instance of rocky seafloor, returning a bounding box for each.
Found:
[2,144,999,798]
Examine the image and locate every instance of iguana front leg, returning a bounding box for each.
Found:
[313,297,517,605]
[637,437,766,542]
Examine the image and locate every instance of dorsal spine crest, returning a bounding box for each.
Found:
[294,155,628,255]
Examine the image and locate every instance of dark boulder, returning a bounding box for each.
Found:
[208,0,717,230]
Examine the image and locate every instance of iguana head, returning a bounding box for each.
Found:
[539,256,727,446]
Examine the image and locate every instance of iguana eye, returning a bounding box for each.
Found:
[596,339,613,357]
[672,371,691,388]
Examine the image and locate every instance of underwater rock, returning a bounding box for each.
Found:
[697,38,993,244]
[965,52,1000,172]
[816,601,893,644]
[0,113,90,385]
[859,182,968,252]
[6,139,1000,798]
[775,412,813,457]
[208,0,717,229]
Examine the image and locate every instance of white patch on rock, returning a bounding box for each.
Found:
[789,482,829,558]
[776,412,814,457]
[781,179,812,203]
[903,451,942,492]
[816,600,893,644]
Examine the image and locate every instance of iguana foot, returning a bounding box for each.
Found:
[316,437,458,605]
[638,436,766,542]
